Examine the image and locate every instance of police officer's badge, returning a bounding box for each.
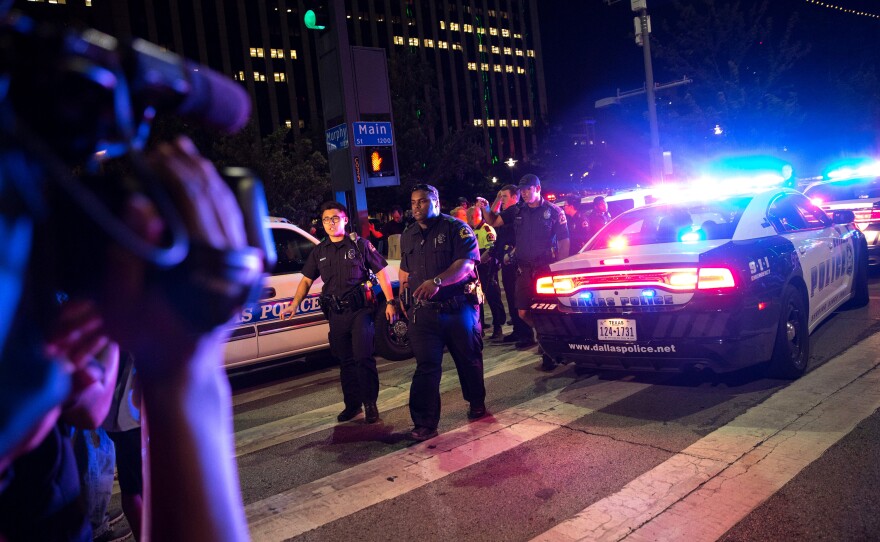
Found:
[347,248,357,260]
[458,227,473,239]
[437,233,447,244]
[543,209,551,220]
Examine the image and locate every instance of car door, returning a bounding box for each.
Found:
[256,226,328,360]
[768,193,847,329]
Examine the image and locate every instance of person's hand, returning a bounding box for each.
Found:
[99,136,260,382]
[412,280,440,301]
[475,197,489,209]
[385,302,398,323]
[281,302,298,320]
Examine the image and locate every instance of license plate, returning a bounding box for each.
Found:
[597,319,637,341]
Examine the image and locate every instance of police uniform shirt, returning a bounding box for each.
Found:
[499,198,569,264]
[301,235,387,297]
[400,214,480,301]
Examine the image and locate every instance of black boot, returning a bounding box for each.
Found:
[364,403,380,424]
[337,405,362,422]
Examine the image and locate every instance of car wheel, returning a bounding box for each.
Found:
[843,241,869,309]
[374,308,413,361]
[767,285,810,379]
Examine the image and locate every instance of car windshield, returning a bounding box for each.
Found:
[585,196,752,250]
[804,177,880,202]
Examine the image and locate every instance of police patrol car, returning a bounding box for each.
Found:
[529,187,869,379]
[223,218,411,369]
[803,167,880,266]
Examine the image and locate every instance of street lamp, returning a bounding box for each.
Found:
[504,157,518,182]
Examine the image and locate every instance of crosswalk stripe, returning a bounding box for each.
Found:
[532,332,880,542]
[245,378,652,540]
[234,348,539,457]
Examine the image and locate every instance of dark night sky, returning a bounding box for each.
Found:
[537,0,880,136]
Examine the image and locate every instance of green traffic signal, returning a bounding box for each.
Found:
[304,9,326,30]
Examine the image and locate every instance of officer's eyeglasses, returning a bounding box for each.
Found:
[321,216,343,225]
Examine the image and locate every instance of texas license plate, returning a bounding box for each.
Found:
[597,319,637,341]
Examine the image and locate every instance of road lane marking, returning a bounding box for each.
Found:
[234,348,540,457]
[245,378,651,540]
[532,332,880,542]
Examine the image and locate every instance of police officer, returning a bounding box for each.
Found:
[564,198,592,251]
[585,196,612,240]
[487,184,530,343]
[400,183,486,442]
[467,205,505,340]
[281,201,398,424]
[478,174,569,370]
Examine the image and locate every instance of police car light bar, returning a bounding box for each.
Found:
[535,267,736,295]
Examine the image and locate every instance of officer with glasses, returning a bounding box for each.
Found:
[282,201,398,424]
[398,183,487,442]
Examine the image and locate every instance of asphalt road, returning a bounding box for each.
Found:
[228,270,880,541]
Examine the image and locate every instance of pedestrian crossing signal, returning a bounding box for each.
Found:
[365,147,395,178]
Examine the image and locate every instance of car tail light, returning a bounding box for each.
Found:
[533,266,737,295]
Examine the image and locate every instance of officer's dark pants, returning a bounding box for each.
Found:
[477,261,505,329]
[408,303,485,430]
[501,263,528,337]
[328,307,379,408]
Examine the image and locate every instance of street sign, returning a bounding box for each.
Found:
[352,121,393,147]
[325,123,348,153]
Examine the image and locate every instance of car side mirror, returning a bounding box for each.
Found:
[831,210,855,224]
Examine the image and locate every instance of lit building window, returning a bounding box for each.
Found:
[491,45,500,54]
[299,120,305,129]
[408,37,419,46]
[487,119,495,127]
[528,49,535,57]
[502,29,510,37]
[273,73,286,82]
[478,44,486,52]
[490,27,498,36]
[502,12,508,19]
[467,62,477,71]
[438,41,449,49]
[440,20,446,30]
[376,14,385,22]
[85,0,91,5]
[463,24,472,33]
[505,65,513,73]
[511,119,519,127]
[450,22,460,31]
[424,39,434,48]
[523,119,531,127]
[488,9,496,17]
[270,49,277,58]
[476,27,485,34]
[517,67,525,74]
[514,33,522,39]
[452,43,462,51]
[494,65,501,72]
[499,119,507,127]
[394,36,404,45]
[515,49,523,56]
[285,120,292,128]
[249,48,258,57]
[254,71,266,81]
[480,63,489,71]
[238,71,245,81]
[473,119,483,127]
[504,47,511,55]
[290,50,297,59]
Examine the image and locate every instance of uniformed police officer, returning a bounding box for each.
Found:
[478,174,569,370]
[281,201,398,424]
[399,183,486,442]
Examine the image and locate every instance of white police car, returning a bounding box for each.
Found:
[804,174,880,266]
[530,188,869,379]
[223,218,411,369]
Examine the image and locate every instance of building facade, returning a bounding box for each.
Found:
[21,0,548,164]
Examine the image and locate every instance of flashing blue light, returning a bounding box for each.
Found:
[702,155,795,187]
[680,231,702,243]
[824,158,880,181]
[578,292,593,300]
[641,289,657,298]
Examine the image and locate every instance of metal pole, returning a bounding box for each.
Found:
[638,8,663,184]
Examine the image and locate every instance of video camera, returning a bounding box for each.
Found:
[0,9,274,331]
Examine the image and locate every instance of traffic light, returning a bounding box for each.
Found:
[365,147,395,178]
[303,3,328,31]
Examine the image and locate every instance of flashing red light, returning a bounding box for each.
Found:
[534,267,737,295]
